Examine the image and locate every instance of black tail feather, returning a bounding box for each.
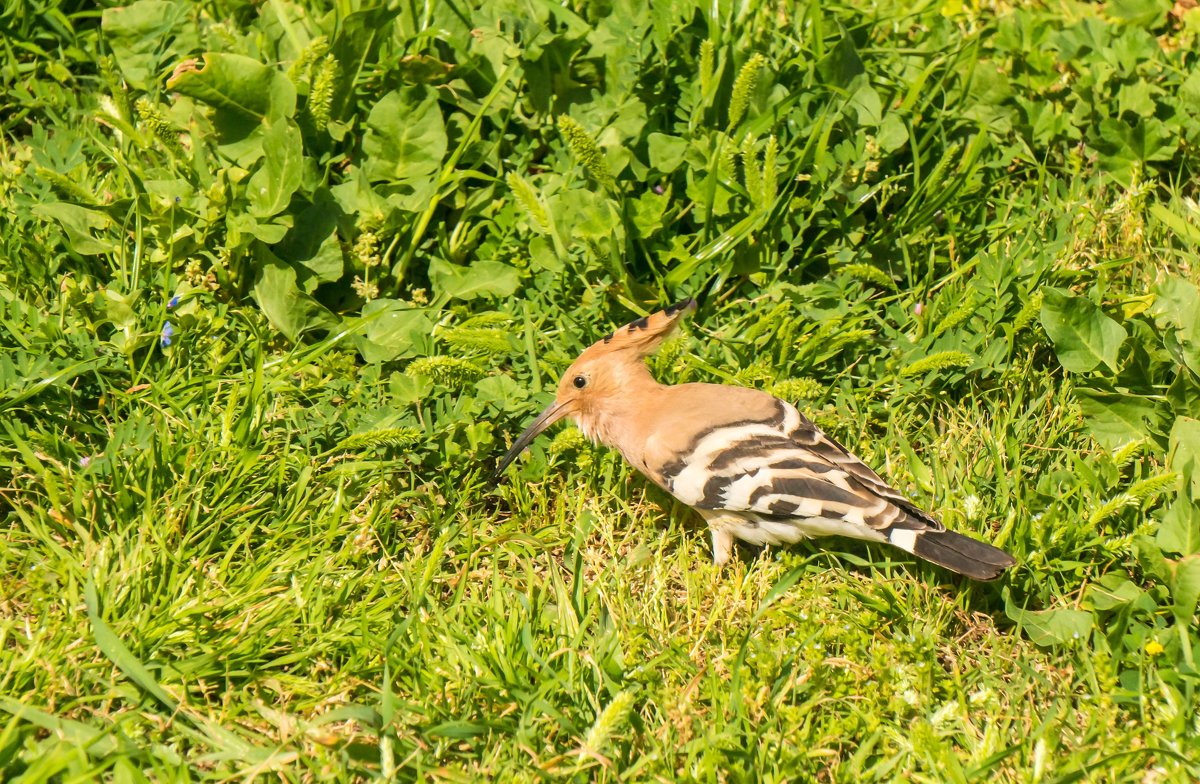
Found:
[909,530,1016,581]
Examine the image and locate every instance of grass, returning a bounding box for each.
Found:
[2,0,1200,780]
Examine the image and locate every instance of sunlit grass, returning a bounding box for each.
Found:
[2,0,1199,780]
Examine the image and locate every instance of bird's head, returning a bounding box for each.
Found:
[491,298,696,483]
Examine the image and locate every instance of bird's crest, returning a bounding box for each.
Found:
[583,298,696,360]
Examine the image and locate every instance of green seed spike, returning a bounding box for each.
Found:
[34,166,96,204]
[135,98,186,158]
[353,230,382,268]
[548,426,588,456]
[1110,439,1144,470]
[1088,493,1137,526]
[770,377,824,403]
[762,135,778,206]
[733,361,775,387]
[557,115,615,191]
[1126,472,1178,501]
[932,291,977,338]
[901,350,973,377]
[718,137,738,182]
[287,35,330,84]
[407,356,485,388]
[438,326,513,355]
[507,172,552,235]
[1012,289,1045,334]
[727,53,767,133]
[841,263,897,290]
[699,40,715,99]
[458,312,514,328]
[309,56,338,131]
[584,691,634,753]
[742,134,762,204]
[336,427,422,452]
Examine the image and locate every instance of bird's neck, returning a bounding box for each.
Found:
[577,361,664,448]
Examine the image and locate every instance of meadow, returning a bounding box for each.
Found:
[1,0,1199,780]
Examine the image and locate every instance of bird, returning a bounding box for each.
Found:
[492,298,1016,580]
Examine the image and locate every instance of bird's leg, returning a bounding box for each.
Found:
[696,509,735,567]
[710,526,734,568]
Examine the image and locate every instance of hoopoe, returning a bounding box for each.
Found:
[493,299,1016,580]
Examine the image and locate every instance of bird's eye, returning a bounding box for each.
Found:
[573,375,587,389]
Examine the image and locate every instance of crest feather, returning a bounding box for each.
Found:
[588,298,696,358]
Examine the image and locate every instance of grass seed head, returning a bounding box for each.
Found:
[699,39,715,97]
[902,350,973,377]
[309,56,339,131]
[507,172,552,235]
[557,115,614,191]
[135,98,186,158]
[584,691,634,753]
[727,53,767,131]
[408,356,485,388]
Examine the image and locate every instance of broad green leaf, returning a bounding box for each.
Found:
[1116,81,1158,117]
[227,211,289,244]
[475,374,528,412]
[553,189,620,242]
[275,189,345,286]
[251,247,337,341]
[101,0,199,89]
[32,203,113,255]
[1151,277,1200,375]
[328,6,403,120]
[329,167,391,221]
[389,371,431,406]
[352,300,433,363]
[167,53,296,125]
[1005,598,1094,647]
[100,289,138,331]
[1107,0,1171,27]
[631,191,668,238]
[1158,495,1200,556]
[528,236,563,273]
[1094,117,1174,183]
[1167,371,1200,419]
[647,133,688,173]
[1088,573,1145,611]
[428,259,520,301]
[1170,556,1200,621]
[817,36,864,86]
[247,119,303,218]
[1075,389,1168,449]
[1039,288,1126,373]
[877,113,909,152]
[848,82,883,126]
[363,87,447,185]
[1134,535,1173,583]
[1169,416,1200,497]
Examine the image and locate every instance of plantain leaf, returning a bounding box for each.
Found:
[167,52,296,126]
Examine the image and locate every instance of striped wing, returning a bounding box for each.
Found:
[663,399,942,534]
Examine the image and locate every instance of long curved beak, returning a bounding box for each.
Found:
[490,400,571,485]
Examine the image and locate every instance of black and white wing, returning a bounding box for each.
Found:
[664,399,1014,580]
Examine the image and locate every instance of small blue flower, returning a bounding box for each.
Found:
[161,321,174,348]
[167,294,181,309]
